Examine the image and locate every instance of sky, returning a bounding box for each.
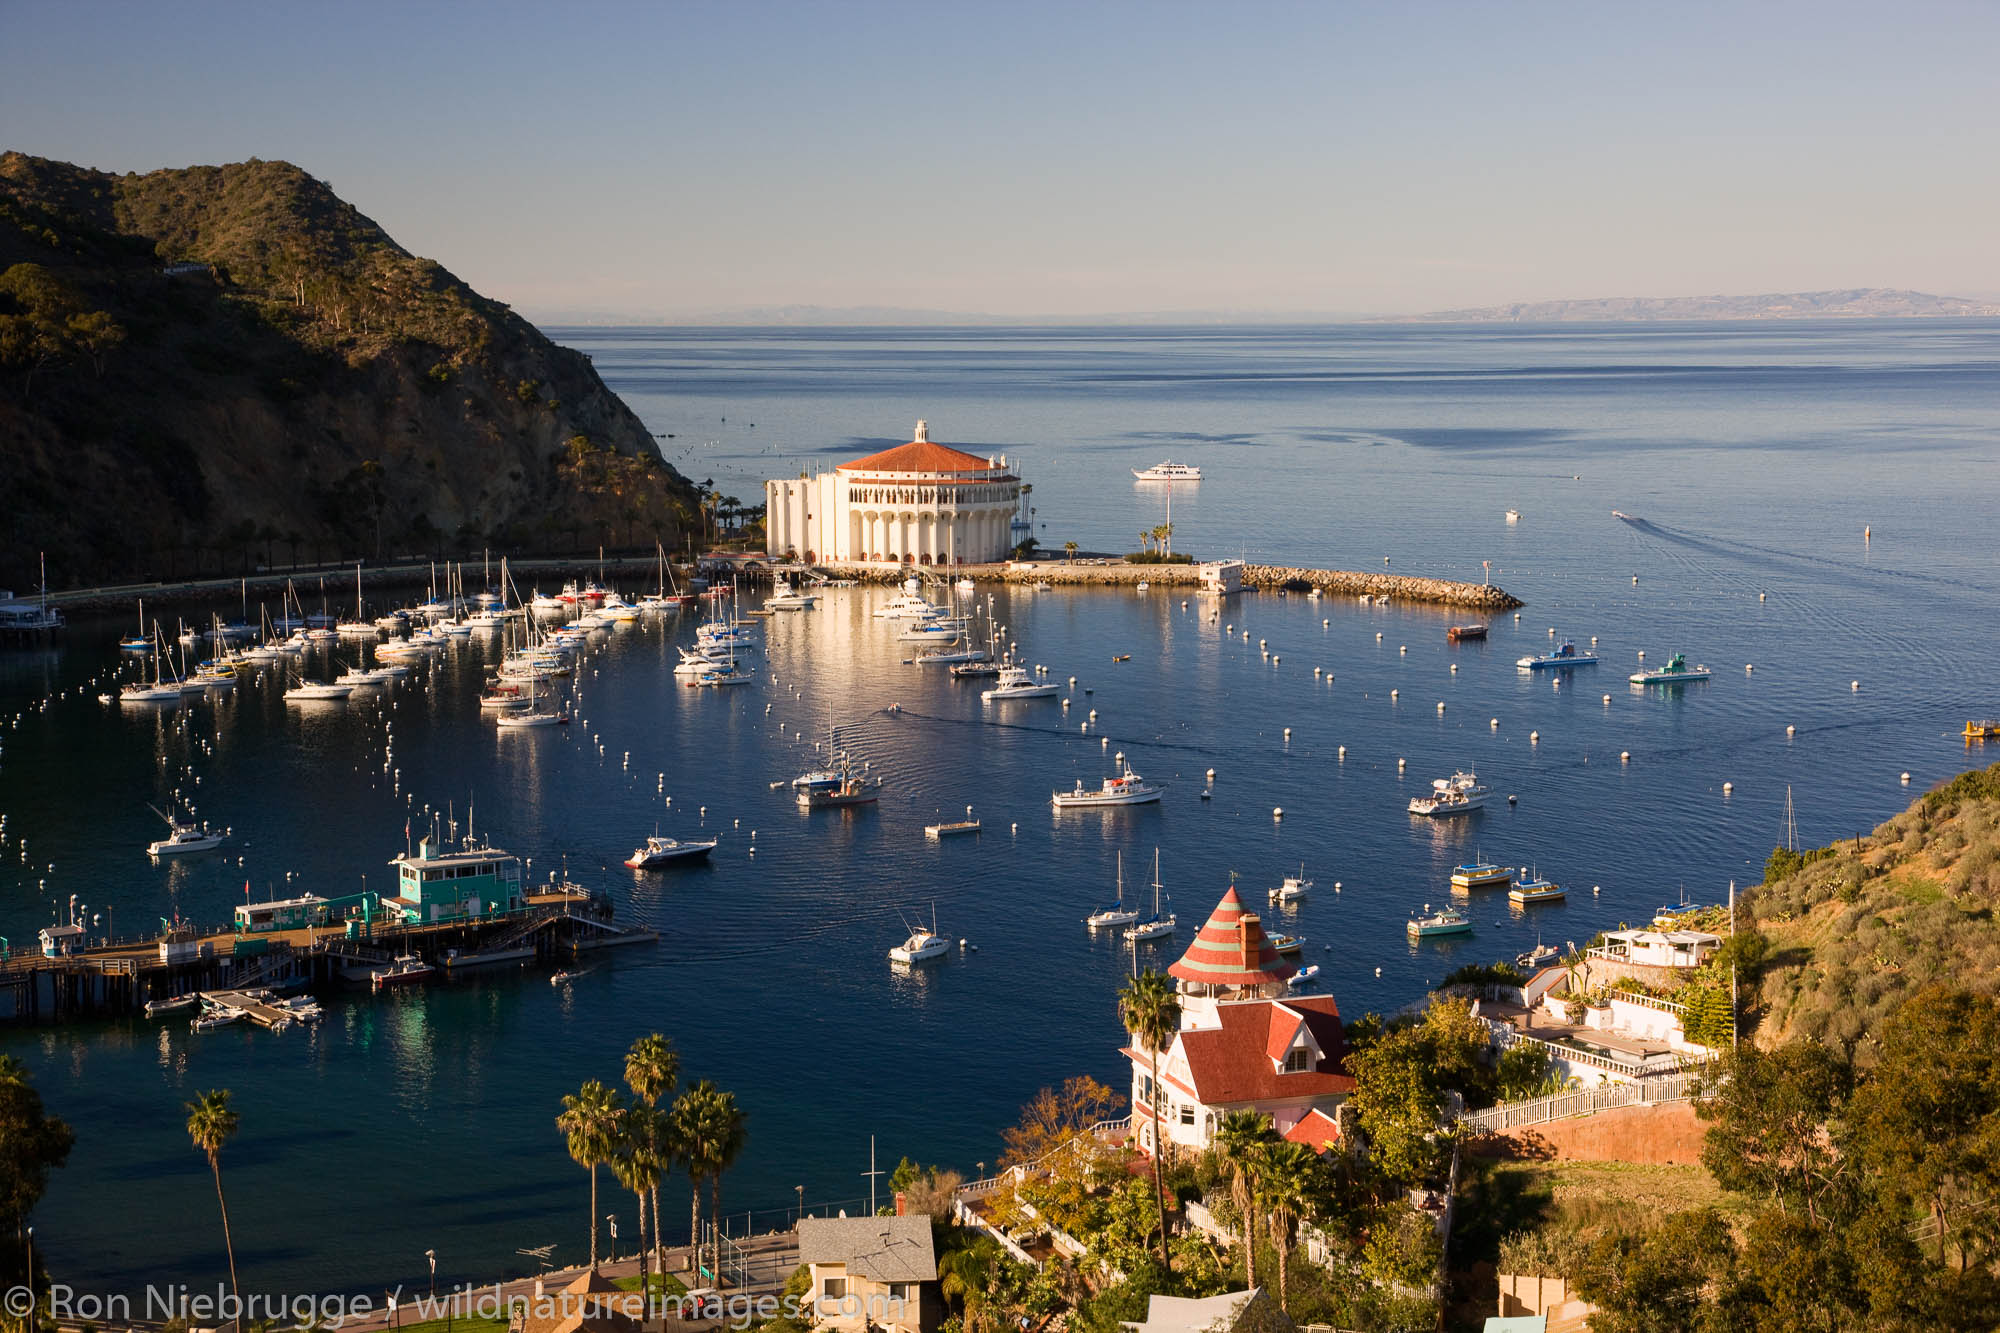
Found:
[4,0,1998,319]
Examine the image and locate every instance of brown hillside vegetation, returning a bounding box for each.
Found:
[0,151,692,588]
[1743,761,2000,1059]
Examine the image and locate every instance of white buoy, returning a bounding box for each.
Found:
[1746,664,1755,673]
[1620,751,1630,762]
[1011,822,1018,834]
[1851,680,1860,691]
[1530,730,1539,743]
[1637,650,1645,660]
[1390,689,1399,699]
[1722,782,1733,794]
[1593,885,1601,895]
[1322,618,1329,627]
[1490,717,1499,728]
[1397,757,1407,770]
[1283,727,1292,739]
[1376,632,1383,642]
[1068,676,1076,687]
[1437,702,1446,713]
[1632,575,1639,585]
[1786,725,1795,736]
[1337,745,1346,757]
[1759,592,1767,602]
[1088,709,1098,719]
[1375,966,1382,976]
[1102,737,1109,748]
[1901,772,1911,784]
[1548,627,1556,636]
[1602,694,1611,704]
[1273,655,1281,664]
[1514,612,1521,621]
[1273,807,1283,819]
[1205,768,1215,782]
[1399,645,1407,656]
[1314,667,1322,677]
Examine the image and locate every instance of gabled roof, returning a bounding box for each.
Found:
[1122,1288,1278,1333]
[1168,888,1297,987]
[798,1214,938,1282]
[1284,1107,1343,1152]
[1145,995,1353,1106]
[839,439,1002,475]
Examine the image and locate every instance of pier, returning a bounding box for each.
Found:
[0,886,657,1025]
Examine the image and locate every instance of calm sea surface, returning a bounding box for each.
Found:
[3,321,1998,1296]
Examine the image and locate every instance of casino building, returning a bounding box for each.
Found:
[764,421,1025,566]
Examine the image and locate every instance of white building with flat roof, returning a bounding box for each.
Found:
[765,421,1023,566]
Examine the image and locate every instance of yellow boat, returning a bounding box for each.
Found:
[1967,720,2000,741]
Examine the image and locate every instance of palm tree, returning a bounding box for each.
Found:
[674,1081,747,1284]
[938,1239,1005,1333]
[184,1090,241,1304]
[1118,969,1181,1270]
[1257,1140,1319,1314]
[1215,1110,1276,1290]
[623,1035,680,1279]
[556,1080,627,1268]
[1063,540,1079,561]
[612,1106,666,1302]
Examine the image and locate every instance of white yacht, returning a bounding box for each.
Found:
[889,907,950,964]
[982,663,1058,703]
[624,835,719,868]
[1134,461,1202,482]
[874,594,945,620]
[1052,759,1161,809]
[765,579,819,611]
[1408,770,1490,816]
[284,680,353,700]
[898,620,960,644]
[147,806,227,857]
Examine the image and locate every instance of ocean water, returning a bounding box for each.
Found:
[2,320,1997,1298]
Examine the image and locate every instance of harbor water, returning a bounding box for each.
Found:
[2,319,1997,1296]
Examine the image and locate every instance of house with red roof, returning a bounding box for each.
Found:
[764,420,1027,565]
[1124,887,1355,1157]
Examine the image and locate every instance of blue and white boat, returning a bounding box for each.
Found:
[1517,639,1599,669]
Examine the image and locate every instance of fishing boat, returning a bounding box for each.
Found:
[1517,639,1599,669]
[1447,623,1488,641]
[1268,867,1311,903]
[144,993,200,1018]
[625,834,719,868]
[1407,905,1473,938]
[1269,932,1305,956]
[888,906,950,964]
[798,771,878,809]
[1450,860,1512,891]
[1408,769,1489,816]
[1052,758,1161,809]
[925,806,982,839]
[1086,852,1143,928]
[146,803,227,857]
[1133,461,1202,481]
[1510,873,1566,905]
[370,955,436,991]
[982,662,1058,702]
[1629,653,1712,684]
[1123,851,1176,941]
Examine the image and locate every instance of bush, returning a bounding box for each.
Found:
[1440,961,1526,989]
[1123,551,1195,565]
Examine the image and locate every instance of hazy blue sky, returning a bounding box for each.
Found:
[5,1,1996,317]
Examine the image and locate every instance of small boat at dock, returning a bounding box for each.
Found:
[145,993,200,1018]
[370,955,436,991]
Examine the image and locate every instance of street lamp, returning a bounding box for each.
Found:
[25,1226,34,1333]
[795,1185,803,1225]
[426,1249,436,1301]
[607,1215,618,1264]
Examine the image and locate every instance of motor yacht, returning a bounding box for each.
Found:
[625,835,719,868]
[982,663,1058,702]
[1051,759,1161,809]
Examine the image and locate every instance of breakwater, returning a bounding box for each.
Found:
[952,560,1521,610]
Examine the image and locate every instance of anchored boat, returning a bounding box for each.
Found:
[624,835,719,868]
[1450,860,1512,891]
[1407,905,1473,938]
[1052,759,1161,809]
[1517,639,1599,669]
[1409,770,1489,816]
[1629,653,1711,685]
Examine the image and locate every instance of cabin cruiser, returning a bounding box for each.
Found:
[1268,870,1311,903]
[982,663,1058,702]
[874,594,945,620]
[370,955,436,990]
[148,818,227,857]
[624,835,719,868]
[1133,461,1202,482]
[1409,770,1489,816]
[889,909,950,964]
[765,579,819,611]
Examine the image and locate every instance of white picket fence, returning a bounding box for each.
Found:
[1457,1071,1699,1132]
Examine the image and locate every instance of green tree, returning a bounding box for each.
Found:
[611,1105,666,1302]
[1846,987,2000,1270]
[0,1057,74,1293]
[184,1089,242,1305]
[1696,1041,1853,1225]
[1117,968,1180,1271]
[1063,540,1079,560]
[674,1080,747,1285]
[556,1080,626,1268]
[623,1034,680,1280]
[1258,1140,1320,1315]
[1215,1111,1277,1289]
[1572,1206,1736,1333]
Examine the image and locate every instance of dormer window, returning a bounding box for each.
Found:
[1282,1046,1310,1073]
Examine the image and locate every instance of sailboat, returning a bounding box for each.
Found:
[336,563,379,637]
[119,626,185,703]
[1123,850,1176,941]
[118,599,150,651]
[493,668,570,727]
[1086,851,1143,928]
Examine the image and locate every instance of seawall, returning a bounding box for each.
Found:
[952,561,1521,610]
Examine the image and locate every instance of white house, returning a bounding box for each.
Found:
[1593,929,1721,969]
[1124,887,1355,1156]
[764,421,1024,566]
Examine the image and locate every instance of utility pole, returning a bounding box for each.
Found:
[863,1136,884,1216]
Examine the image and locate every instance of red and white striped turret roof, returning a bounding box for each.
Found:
[1168,887,1298,987]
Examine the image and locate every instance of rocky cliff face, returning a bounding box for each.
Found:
[0,152,693,587]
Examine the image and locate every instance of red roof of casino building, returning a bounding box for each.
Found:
[1168,887,1298,987]
[838,420,1010,476]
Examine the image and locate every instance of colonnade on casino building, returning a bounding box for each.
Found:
[764,421,1025,565]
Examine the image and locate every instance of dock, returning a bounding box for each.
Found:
[199,989,297,1029]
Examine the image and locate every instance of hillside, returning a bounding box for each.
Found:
[0,152,693,588]
[1388,287,2000,323]
[1741,760,2000,1058]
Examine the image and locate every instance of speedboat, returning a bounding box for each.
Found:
[1409,770,1489,816]
[625,835,719,868]
[1510,873,1566,905]
[1517,639,1599,669]
[1516,943,1560,969]
[1629,653,1712,685]
[370,955,436,990]
[1133,461,1202,482]
[1450,860,1512,891]
[1051,759,1161,809]
[191,1009,242,1032]
[982,663,1058,702]
[284,681,354,700]
[1407,905,1473,938]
